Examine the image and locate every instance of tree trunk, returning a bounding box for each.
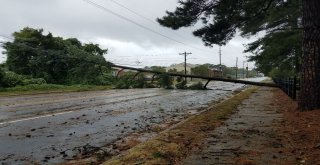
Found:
[299,0,320,110]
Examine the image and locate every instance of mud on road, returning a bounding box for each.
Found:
[0,78,265,164]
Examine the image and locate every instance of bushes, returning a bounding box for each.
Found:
[188,82,205,90]
[115,73,205,90]
[0,68,4,88]
[22,78,47,85]
[0,65,207,91]
[2,71,24,87]
[0,70,47,88]
[176,80,205,90]
[175,80,187,89]
[132,74,146,88]
[3,84,65,92]
[4,27,111,85]
[115,77,133,89]
[157,74,173,89]
[0,84,113,94]
[115,73,146,89]
[92,73,115,86]
[116,73,175,89]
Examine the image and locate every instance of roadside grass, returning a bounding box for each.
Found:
[103,87,258,165]
[0,84,113,96]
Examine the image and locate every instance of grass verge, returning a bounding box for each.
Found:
[0,84,113,96]
[103,87,258,165]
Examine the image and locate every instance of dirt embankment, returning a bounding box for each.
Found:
[273,90,320,165]
[182,88,320,165]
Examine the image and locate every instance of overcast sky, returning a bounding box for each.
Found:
[0,0,258,68]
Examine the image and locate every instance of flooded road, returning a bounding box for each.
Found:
[0,78,266,164]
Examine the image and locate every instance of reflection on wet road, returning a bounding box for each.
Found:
[0,78,266,164]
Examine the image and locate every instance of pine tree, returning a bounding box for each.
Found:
[158,0,320,110]
[299,0,320,110]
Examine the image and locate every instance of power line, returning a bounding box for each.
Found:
[82,0,187,45]
[108,0,194,42]
[108,0,156,26]
[133,53,177,57]
[2,4,235,66]
[81,0,215,54]
[103,1,237,63]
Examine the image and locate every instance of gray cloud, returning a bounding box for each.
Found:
[0,0,257,68]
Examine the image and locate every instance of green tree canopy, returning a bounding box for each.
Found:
[2,27,111,85]
[191,64,210,77]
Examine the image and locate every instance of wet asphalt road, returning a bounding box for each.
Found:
[0,78,265,164]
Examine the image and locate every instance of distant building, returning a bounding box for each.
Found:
[208,68,222,77]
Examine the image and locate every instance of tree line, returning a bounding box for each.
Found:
[0,27,113,88]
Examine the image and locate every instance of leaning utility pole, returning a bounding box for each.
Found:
[179,51,192,82]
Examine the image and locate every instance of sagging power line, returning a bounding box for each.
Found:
[108,0,194,42]
[81,0,216,55]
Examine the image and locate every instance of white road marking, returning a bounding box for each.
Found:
[0,111,75,125]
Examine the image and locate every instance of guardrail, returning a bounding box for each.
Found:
[273,77,299,100]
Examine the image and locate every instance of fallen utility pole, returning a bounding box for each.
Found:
[111,64,279,88]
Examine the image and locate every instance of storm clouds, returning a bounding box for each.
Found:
[0,0,256,67]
